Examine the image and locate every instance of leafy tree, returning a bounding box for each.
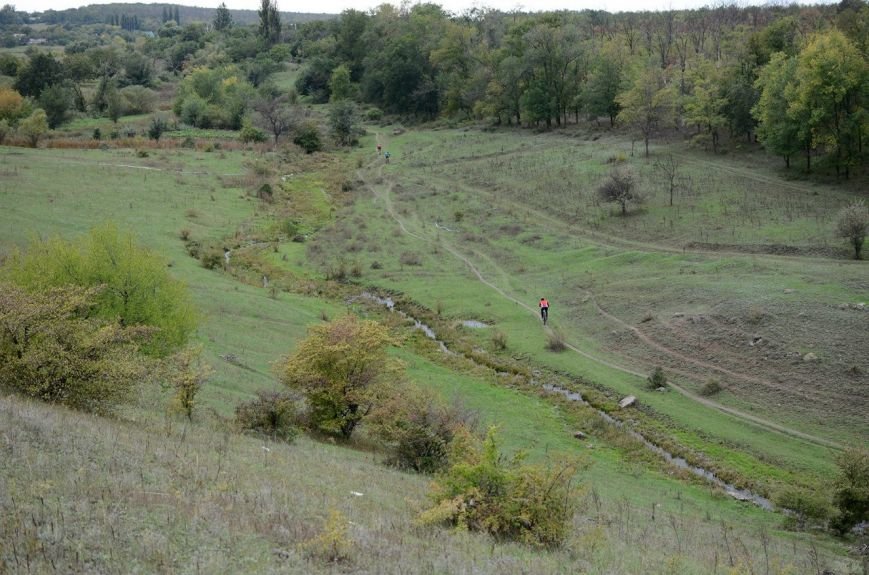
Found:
[2,223,197,357]
[328,99,361,146]
[0,119,9,144]
[14,51,63,98]
[17,108,48,147]
[214,2,232,32]
[120,85,157,115]
[598,166,643,216]
[295,56,336,103]
[258,0,281,46]
[617,67,675,157]
[0,87,25,122]
[584,41,627,127]
[278,315,399,439]
[173,67,256,130]
[830,446,869,535]
[120,52,154,88]
[0,283,151,414]
[836,200,868,260]
[683,58,727,152]
[419,427,581,548]
[38,83,72,129]
[328,64,354,102]
[753,53,804,169]
[788,30,866,177]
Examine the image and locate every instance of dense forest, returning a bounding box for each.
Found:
[0,0,866,175]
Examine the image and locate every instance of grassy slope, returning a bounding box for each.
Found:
[0,394,853,574]
[0,141,860,572]
[321,128,865,485]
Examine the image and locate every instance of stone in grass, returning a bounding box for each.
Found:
[619,395,636,408]
[803,352,819,362]
[573,431,588,440]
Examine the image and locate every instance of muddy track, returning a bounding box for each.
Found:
[364,132,842,451]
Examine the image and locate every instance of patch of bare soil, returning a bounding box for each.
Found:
[601,298,869,432]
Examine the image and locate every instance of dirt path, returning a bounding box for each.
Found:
[363,131,842,451]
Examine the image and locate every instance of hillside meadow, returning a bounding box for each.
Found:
[0,124,865,572]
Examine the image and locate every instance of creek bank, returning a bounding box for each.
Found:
[354,290,775,512]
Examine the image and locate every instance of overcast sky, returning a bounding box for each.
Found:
[30,0,838,16]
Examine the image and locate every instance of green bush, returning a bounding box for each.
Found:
[0,284,151,413]
[2,224,197,357]
[234,390,299,442]
[239,121,266,143]
[368,384,477,473]
[830,447,869,535]
[774,486,832,531]
[419,427,580,548]
[293,122,322,154]
[646,366,667,390]
[279,315,398,439]
[699,380,722,396]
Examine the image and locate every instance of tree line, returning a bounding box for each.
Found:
[288,1,866,174]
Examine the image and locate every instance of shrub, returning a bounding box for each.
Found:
[368,385,477,473]
[234,390,299,442]
[166,346,212,420]
[293,122,322,154]
[830,446,869,535]
[200,248,224,270]
[545,330,567,352]
[239,121,267,143]
[836,200,868,260]
[419,427,580,548]
[399,251,422,266]
[148,115,167,141]
[0,284,152,413]
[365,107,383,121]
[774,487,832,531]
[491,331,508,351]
[646,366,667,390]
[278,315,399,439]
[2,224,197,357]
[302,509,353,563]
[699,380,722,396]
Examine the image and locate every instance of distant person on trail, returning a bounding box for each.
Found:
[539,297,549,325]
[384,151,391,164]
[377,143,382,155]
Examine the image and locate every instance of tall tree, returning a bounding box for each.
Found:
[788,29,866,177]
[753,52,804,169]
[258,0,281,46]
[214,2,232,31]
[617,66,675,157]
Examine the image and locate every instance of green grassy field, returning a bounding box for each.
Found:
[0,133,864,573]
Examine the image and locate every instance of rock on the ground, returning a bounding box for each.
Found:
[573,431,588,440]
[803,352,819,362]
[619,395,636,408]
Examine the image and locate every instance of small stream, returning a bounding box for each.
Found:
[354,291,774,511]
[541,384,773,509]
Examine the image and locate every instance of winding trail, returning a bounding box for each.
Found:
[366,132,842,451]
